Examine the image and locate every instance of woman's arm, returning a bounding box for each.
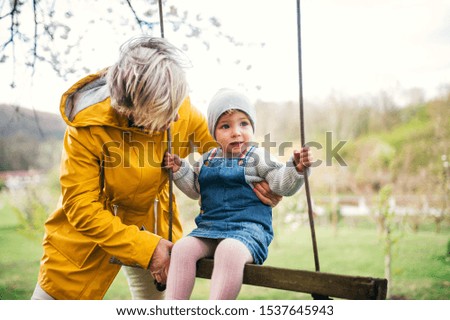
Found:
[60,126,160,269]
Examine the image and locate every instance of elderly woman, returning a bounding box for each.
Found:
[31,36,280,300]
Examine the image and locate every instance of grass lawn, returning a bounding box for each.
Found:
[0,200,44,300]
[1,195,448,300]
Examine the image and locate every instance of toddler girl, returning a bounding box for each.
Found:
[164,88,312,299]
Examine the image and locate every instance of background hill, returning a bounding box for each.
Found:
[0,91,448,199]
[254,91,449,202]
[0,104,66,139]
[0,105,66,171]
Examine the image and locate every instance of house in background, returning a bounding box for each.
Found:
[0,170,42,190]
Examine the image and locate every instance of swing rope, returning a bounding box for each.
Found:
[157,0,174,244]
[158,0,165,39]
[296,0,332,300]
[296,0,321,274]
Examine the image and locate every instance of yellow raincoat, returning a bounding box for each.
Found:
[37,71,215,299]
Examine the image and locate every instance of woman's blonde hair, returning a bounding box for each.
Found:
[107,36,188,132]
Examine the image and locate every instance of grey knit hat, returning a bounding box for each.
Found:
[207,88,256,139]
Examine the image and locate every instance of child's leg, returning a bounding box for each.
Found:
[165,236,216,300]
[209,238,253,300]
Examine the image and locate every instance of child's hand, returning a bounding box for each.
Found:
[293,146,313,173]
[164,152,182,173]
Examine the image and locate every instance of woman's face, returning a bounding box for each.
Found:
[214,110,254,157]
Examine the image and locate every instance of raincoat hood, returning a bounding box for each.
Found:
[60,71,132,130]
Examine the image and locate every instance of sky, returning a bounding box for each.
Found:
[1,0,449,115]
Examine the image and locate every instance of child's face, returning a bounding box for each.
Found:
[214,110,254,157]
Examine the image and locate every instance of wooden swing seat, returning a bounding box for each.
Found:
[196,258,388,300]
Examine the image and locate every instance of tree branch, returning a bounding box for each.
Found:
[125,0,153,32]
[31,0,38,75]
[1,0,19,52]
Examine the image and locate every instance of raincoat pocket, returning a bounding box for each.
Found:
[47,222,98,269]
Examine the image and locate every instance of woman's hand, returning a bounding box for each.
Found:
[253,180,282,207]
[163,152,182,173]
[148,238,173,284]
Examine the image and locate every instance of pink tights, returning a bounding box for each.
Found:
[165,237,253,300]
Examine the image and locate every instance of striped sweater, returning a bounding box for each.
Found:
[172,147,309,200]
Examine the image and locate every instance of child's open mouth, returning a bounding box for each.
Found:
[230,142,244,148]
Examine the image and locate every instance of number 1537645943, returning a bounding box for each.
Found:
[259,304,334,316]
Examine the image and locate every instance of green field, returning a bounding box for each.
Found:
[0,194,448,300]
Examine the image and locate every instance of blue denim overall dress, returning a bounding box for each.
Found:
[188,147,273,264]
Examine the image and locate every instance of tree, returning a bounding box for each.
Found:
[1,0,263,144]
[1,0,259,85]
[376,184,402,299]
